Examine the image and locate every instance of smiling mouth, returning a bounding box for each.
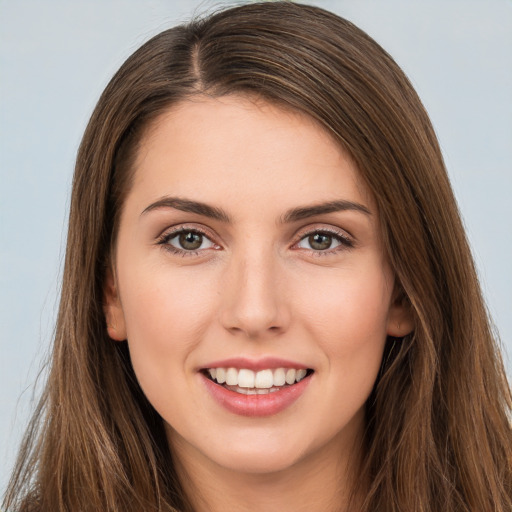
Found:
[203,367,314,395]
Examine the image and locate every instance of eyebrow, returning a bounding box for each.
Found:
[281,200,371,223]
[140,196,371,223]
[141,197,231,222]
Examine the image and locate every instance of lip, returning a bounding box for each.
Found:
[200,364,312,417]
[201,356,310,372]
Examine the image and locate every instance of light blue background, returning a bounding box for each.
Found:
[1,0,511,495]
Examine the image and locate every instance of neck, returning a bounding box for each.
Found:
[170,429,364,512]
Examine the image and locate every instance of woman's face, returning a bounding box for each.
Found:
[105,95,411,476]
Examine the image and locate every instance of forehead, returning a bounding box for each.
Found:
[129,94,374,218]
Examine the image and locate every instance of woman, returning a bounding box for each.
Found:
[3,2,511,511]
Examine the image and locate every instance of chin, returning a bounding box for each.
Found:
[167,421,315,476]
[213,444,307,475]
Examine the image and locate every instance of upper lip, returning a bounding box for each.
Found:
[200,357,311,372]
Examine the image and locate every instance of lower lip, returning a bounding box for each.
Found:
[201,373,312,417]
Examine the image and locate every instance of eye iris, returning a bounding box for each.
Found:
[179,232,202,250]
[309,233,332,250]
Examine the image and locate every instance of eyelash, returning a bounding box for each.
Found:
[293,228,354,255]
[156,226,354,257]
[156,226,218,257]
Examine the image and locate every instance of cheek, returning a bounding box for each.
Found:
[117,265,219,383]
[293,264,392,347]
[292,265,391,409]
[117,269,222,427]
[122,263,217,335]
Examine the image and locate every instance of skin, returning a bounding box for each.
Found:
[104,95,413,512]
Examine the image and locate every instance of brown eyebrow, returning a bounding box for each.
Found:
[281,200,371,223]
[141,197,370,224]
[141,197,231,222]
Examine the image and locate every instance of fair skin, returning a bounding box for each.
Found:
[105,95,413,512]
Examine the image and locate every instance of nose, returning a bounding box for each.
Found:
[219,248,290,339]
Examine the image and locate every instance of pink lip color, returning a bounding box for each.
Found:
[202,356,308,372]
[201,372,312,417]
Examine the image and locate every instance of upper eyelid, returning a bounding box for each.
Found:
[293,224,354,242]
[157,224,216,242]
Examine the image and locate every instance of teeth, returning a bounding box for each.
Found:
[238,369,255,388]
[216,368,226,384]
[226,367,238,386]
[206,367,309,389]
[285,368,296,385]
[273,368,286,386]
[227,386,282,395]
[255,369,273,388]
[296,369,307,381]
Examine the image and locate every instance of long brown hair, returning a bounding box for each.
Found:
[4,2,511,511]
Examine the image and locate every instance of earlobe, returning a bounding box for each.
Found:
[386,291,415,338]
[103,269,127,341]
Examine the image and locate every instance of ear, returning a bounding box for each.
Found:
[103,268,127,341]
[386,287,414,338]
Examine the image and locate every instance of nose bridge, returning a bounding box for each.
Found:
[220,240,288,337]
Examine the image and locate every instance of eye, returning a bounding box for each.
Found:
[159,228,217,253]
[295,230,353,252]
